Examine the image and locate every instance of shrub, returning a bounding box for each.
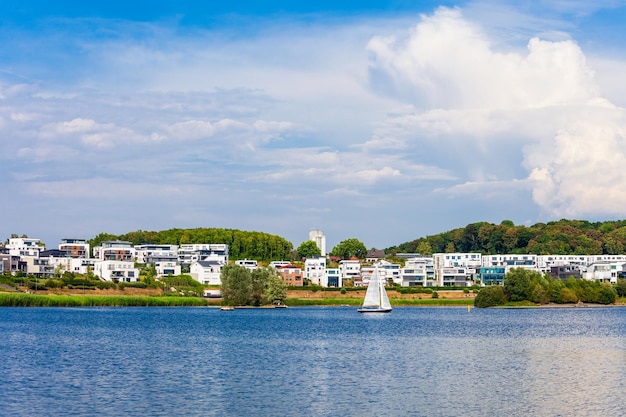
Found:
[597,285,617,305]
[431,291,439,299]
[615,279,626,297]
[559,287,578,304]
[474,286,506,308]
[340,288,346,294]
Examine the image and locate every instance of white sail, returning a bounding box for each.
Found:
[362,269,382,307]
[379,274,392,310]
[359,266,392,313]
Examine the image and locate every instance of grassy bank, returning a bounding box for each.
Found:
[0,292,474,307]
[0,293,210,307]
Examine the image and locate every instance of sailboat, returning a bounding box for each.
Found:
[358,266,392,313]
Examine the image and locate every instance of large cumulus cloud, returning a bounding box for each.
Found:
[367,7,626,219]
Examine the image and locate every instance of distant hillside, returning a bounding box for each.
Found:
[88,228,294,261]
[386,219,626,255]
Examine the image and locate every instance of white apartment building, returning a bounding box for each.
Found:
[433,253,481,286]
[339,259,361,286]
[581,261,626,284]
[235,259,258,270]
[325,268,340,287]
[482,254,538,274]
[178,244,228,265]
[401,257,435,287]
[134,244,178,264]
[269,261,291,269]
[154,261,181,277]
[94,260,139,282]
[7,237,44,257]
[58,239,90,259]
[309,229,327,257]
[304,257,326,286]
[93,241,135,261]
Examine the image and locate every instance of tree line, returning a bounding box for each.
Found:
[474,268,624,307]
[388,219,626,255]
[88,228,294,261]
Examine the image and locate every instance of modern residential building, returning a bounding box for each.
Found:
[154,261,181,277]
[7,237,44,257]
[433,253,481,286]
[93,241,135,261]
[178,244,228,265]
[59,239,90,259]
[339,259,361,287]
[325,268,340,287]
[276,264,303,287]
[304,257,326,286]
[190,260,224,285]
[269,261,291,269]
[94,260,139,282]
[235,259,258,270]
[134,244,178,264]
[401,257,435,287]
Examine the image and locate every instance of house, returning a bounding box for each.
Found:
[339,259,361,287]
[93,260,139,282]
[190,260,224,285]
[304,257,326,286]
[235,259,258,270]
[276,264,303,287]
[366,249,386,263]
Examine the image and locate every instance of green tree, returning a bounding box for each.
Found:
[330,238,367,259]
[503,268,535,302]
[597,285,616,305]
[220,264,253,306]
[615,279,626,297]
[474,286,506,308]
[296,240,321,259]
[264,271,287,305]
[416,240,433,255]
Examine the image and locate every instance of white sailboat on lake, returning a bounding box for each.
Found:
[358,266,392,313]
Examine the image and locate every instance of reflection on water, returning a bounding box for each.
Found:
[0,307,624,416]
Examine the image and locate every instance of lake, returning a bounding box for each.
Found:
[1,306,625,416]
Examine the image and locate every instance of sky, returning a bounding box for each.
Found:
[2,0,626,251]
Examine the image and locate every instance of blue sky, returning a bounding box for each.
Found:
[2,0,626,251]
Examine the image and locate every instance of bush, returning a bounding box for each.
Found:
[340,288,346,294]
[474,286,506,308]
[615,279,626,297]
[597,285,617,305]
[431,291,439,299]
[559,287,578,304]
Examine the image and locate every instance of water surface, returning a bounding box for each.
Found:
[1,306,625,416]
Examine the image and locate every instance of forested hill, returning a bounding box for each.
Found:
[88,228,293,261]
[387,219,626,256]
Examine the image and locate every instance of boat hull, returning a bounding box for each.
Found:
[357,307,392,313]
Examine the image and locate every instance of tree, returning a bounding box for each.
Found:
[330,238,367,259]
[221,265,287,306]
[416,240,433,255]
[264,272,287,305]
[474,286,506,308]
[503,268,535,302]
[296,240,321,259]
[220,264,253,306]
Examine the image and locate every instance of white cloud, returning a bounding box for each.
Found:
[367,6,626,219]
[367,7,596,110]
